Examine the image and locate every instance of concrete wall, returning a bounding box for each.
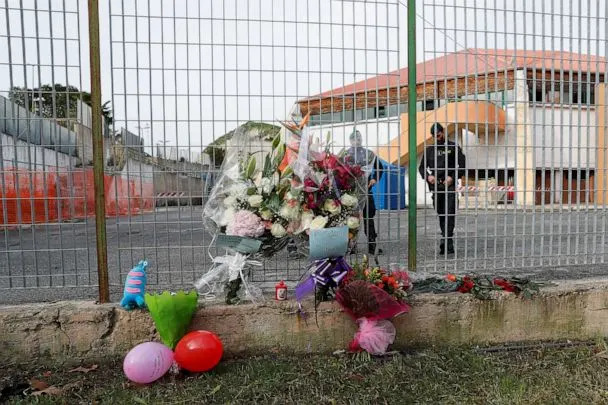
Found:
[153,171,204,206]
[531,105,597,169]
[2,279,608,361]
[1,132,77,170]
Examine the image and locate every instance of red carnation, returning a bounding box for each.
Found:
[493,278,518,293]
[458,276,475,293]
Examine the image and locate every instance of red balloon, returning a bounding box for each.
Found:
[174,330,223,372]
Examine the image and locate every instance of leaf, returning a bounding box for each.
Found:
[133,397,148,405]
[271,133,281,150]
[29,379,49,391]
[273,143,286,169]
[266,194,282,213]
[263,154,272,177]
[245,155,257,179]
[144,290,199,349]
[281,166,293,179]
[68,364,98,374]
[210,384,222,395]
[31,386,63,396]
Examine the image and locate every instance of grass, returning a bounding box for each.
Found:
[3,343,608,404]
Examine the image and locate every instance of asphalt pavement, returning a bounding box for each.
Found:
[2,206,608,304]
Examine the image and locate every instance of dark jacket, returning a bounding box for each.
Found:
[418,141,466,190]
[344,147,384,216]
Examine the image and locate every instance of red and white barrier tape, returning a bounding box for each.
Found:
[457,186,515,192]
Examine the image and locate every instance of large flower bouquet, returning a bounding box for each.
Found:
[279,118,367,246]
[336,258,410,355]
[197,116,367,304]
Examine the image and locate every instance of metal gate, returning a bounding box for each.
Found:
[1,0,608,304]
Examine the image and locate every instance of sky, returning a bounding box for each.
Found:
[1,0,607,156]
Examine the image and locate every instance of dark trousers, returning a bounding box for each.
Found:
[363,194,377,253]
[432,187,457,245]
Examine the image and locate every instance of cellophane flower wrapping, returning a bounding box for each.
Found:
[202,126,294,256]
[199,126,295,302]
[279,122,368,249]
[352,318,396,355]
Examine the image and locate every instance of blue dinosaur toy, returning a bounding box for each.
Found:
[120,260,148,310]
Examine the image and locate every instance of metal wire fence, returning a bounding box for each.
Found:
[1,0,608,304]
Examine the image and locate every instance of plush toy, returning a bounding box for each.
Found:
[120,260,148,310]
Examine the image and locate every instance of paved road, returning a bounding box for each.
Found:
[2,206,608,304]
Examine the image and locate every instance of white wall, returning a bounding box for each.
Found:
[530,105,596,169]
[0,132,77,170]
[460,105,518,170]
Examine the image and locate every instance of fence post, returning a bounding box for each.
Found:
[407,0,417,271]
[88,0,109,303]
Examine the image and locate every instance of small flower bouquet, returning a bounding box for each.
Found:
[412,274,544,300]
[336,257,410,355]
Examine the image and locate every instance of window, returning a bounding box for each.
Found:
[343,110,354,123]
[422,99,436,111]
[355,107,376,121]
[377,105,387,118]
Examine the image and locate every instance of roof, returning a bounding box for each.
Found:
[310,48,607,100]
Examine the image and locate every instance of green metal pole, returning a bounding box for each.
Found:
[88,0,110,303]
[407,0,417,271]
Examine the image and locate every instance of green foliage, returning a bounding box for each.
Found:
[8,84,112,127]
[203,122,281,167]
[266,193,282,214]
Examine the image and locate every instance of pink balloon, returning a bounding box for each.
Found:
[123,342,174,384]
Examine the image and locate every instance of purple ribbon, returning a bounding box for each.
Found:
[295,257,351,302]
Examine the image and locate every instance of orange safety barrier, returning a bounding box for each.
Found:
[0,167,154,225]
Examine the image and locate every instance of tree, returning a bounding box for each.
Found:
[8,83,112,128]
[203,121,280,167]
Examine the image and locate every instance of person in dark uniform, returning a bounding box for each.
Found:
[418,123,466,255]
[344,130,385,257]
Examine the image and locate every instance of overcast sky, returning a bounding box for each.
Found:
[1,0,606,156]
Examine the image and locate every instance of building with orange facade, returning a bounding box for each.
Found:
[298,48,607,207]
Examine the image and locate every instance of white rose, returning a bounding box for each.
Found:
[260,209,273,220]
[323,199,341,216]
[346,216,360,229]
[270,223,287,238]
[309,215,328,230]
[253,171,263,187]
[218,207,235,227]
[299,211,314,231]
[223,195,237,208]
[340,193,358,208]
[279,201,301,221]
[248,194,263,208]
